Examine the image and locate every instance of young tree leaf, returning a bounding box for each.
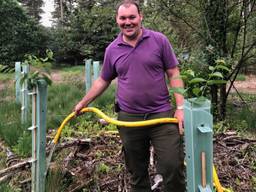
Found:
[215,65,230,72]
[207,80,227,85]
[209,72,223,79]
[189,78,207,84]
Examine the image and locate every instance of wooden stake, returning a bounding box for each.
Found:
[201,151,206,188]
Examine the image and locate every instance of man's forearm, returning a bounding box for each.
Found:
[171,78,184,109]
[167,67,184,108]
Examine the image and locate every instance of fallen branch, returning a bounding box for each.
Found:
[0,173,13,183]
[46,138,91,154]
[0,159,31,178]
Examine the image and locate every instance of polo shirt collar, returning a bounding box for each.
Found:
[117,28,150,46]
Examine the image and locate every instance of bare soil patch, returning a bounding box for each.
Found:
[51,71,63,82]
[230,74,256,94]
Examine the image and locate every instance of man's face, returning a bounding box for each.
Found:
[116,4,143,40]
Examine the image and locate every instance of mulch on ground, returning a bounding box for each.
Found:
[49,132,256,192]
[1,132,255,192]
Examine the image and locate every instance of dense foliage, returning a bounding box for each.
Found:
[18,0,44,21]
[0,0,48,65]
[1,0,255,120]
[48,0,119,64]
[143,0,256,119]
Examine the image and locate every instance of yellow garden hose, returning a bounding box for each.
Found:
[50,107,230,192]
[213,165,232,192]
[53,107,178,144]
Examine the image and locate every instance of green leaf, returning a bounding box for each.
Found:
[189,78,207,84]
[41,57,49,62]
[31,71,40,79]
[20,74,28,85]
[193,96,207,104]
[215,59,226,65]
[209,66,215,71]
[209,72,223,79]
[207,80,227,85]
[192,87,201,96]
[46,49,53,60]
[183,69,195,77]
[42,74,52,86]
[215,65,230,72]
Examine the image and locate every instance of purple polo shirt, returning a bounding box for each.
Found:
[101,28,179,113]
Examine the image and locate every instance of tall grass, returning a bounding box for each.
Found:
[56,65,84,73]
[0,83,15,101]
[0,70,116,156]
[0,72,14,82]
[0,100,31,156]
[94,84,116,109]
[46,169,72,192]
[47,83,84,130]
[0,183,19,192]
[0,102,23,146]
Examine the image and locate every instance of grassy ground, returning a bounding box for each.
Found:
[224,93,256,136]
[0,66,116,156]
[0,73,13,82]
[0,66,117,191]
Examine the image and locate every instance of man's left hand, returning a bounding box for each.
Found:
[174,109,184,135]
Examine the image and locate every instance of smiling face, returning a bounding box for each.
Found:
[116,3,143,42]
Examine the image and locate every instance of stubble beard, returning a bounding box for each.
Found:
[122,27,141,41]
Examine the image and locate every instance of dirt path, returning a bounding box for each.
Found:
[51,71,63,82]
[38,72,256,94]
[48,72,256,93]
[1,73,256,93]
[230,74,256,94]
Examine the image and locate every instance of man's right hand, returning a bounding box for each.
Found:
[73,101,86,116]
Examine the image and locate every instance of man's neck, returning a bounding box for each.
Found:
[123,29,143,47]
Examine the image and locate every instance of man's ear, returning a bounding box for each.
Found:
[140,12,143,21]
[115,14,118,23]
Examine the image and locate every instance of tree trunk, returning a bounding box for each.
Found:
[219,84,227,120]
[211,85,218,121]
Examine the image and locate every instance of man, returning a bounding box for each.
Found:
[74,0,185,191]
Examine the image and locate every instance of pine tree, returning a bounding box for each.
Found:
[19,0,44,21]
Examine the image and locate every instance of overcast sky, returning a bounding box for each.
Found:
[41,0,54,27]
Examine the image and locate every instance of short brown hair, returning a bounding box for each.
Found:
[116,0,141,14]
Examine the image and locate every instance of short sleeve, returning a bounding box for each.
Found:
[161,35,179,70]
[100,47,117,81]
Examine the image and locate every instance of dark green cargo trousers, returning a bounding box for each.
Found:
[117,110,186,192]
